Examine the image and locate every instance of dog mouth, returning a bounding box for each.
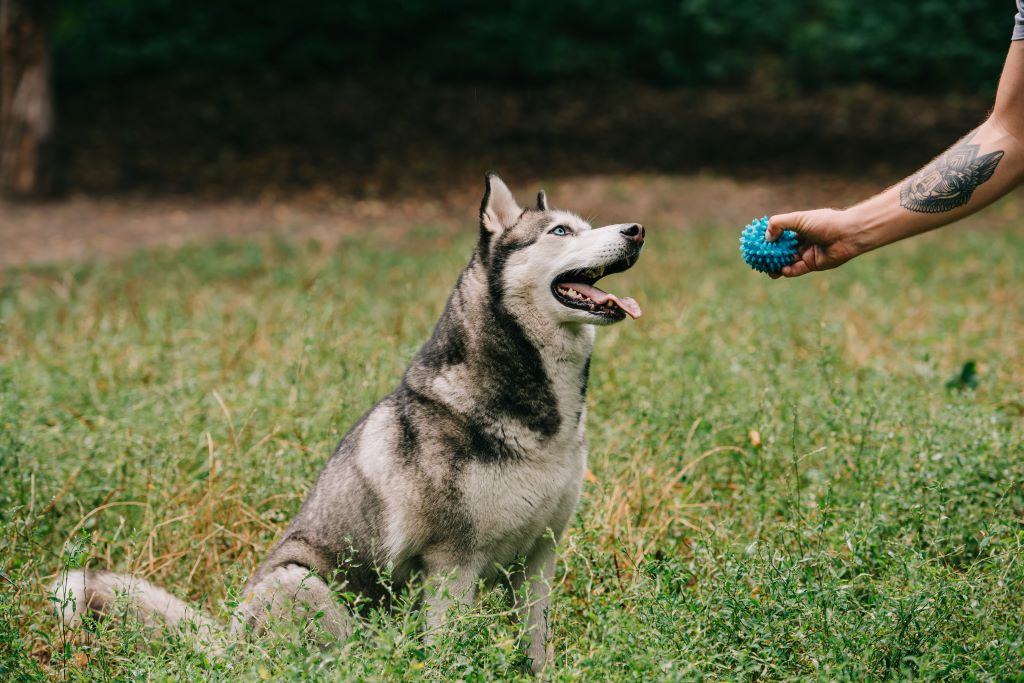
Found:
[550,254,642,321]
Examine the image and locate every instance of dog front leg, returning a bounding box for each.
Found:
[422,551,483,640]
[514,537,556,674]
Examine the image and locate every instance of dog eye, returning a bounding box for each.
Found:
[549,225,570,236]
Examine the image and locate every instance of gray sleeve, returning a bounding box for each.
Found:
[1016,0,1024,40]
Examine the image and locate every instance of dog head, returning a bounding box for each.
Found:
[478,173,644,327]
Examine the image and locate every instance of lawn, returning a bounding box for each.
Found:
[1,209,1022,681]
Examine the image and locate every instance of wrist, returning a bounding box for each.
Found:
[840,201,897,257]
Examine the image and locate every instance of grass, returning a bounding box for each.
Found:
[0,215,1022,681]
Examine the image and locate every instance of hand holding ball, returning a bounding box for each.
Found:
[739,216,798,274]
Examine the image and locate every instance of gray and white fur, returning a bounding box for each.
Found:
[51,174,645,673]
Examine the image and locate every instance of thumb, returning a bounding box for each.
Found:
[766,212,804,242]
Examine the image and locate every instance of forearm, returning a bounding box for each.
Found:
[842,117,1024,255]
[840,41,1024,257]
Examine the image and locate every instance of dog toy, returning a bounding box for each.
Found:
[739,216,798,274]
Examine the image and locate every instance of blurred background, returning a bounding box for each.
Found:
[0,0,1019,262]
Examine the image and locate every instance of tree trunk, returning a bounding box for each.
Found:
[0,0,55,198]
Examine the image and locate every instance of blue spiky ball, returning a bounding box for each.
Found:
[739,216,798,274]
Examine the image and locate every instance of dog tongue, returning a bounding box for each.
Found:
[563,282,642,319]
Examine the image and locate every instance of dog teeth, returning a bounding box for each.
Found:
[560,286,592,303]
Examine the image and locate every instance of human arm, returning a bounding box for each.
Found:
[766,41,1024,278]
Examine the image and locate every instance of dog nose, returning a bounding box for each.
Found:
[621,223,644,243]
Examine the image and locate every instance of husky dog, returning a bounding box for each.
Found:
[52,174,645,673]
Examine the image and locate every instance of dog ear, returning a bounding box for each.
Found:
[536,190,548,211]
[480,173,522,235]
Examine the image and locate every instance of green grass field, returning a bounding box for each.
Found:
[1,216,1022,680]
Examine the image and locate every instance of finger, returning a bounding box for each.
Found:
[766,213,802,242]
[782,260,812,278]
[779,255,802,277]
[769,272,782,280]
[801,246,821,272]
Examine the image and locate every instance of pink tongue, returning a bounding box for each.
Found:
[561,283,642,319]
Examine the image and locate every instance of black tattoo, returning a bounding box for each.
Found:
[900,133,1004,214]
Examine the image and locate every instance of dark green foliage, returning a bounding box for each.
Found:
[54,0,1014,91]
[947,360,980,392]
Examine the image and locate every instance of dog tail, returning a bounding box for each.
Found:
[50,569,223,643]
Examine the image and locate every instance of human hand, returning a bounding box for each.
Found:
[765,209,862,278]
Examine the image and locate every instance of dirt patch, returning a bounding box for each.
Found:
[6,173,1020,269]
[6,75,1006,267]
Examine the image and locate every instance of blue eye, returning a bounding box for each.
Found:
[550,225,569,236]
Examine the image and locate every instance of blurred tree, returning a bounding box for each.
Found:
[1,0,56,198]
[49,0,1011,91]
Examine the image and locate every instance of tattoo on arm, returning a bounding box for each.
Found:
[899,133,1004,214]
